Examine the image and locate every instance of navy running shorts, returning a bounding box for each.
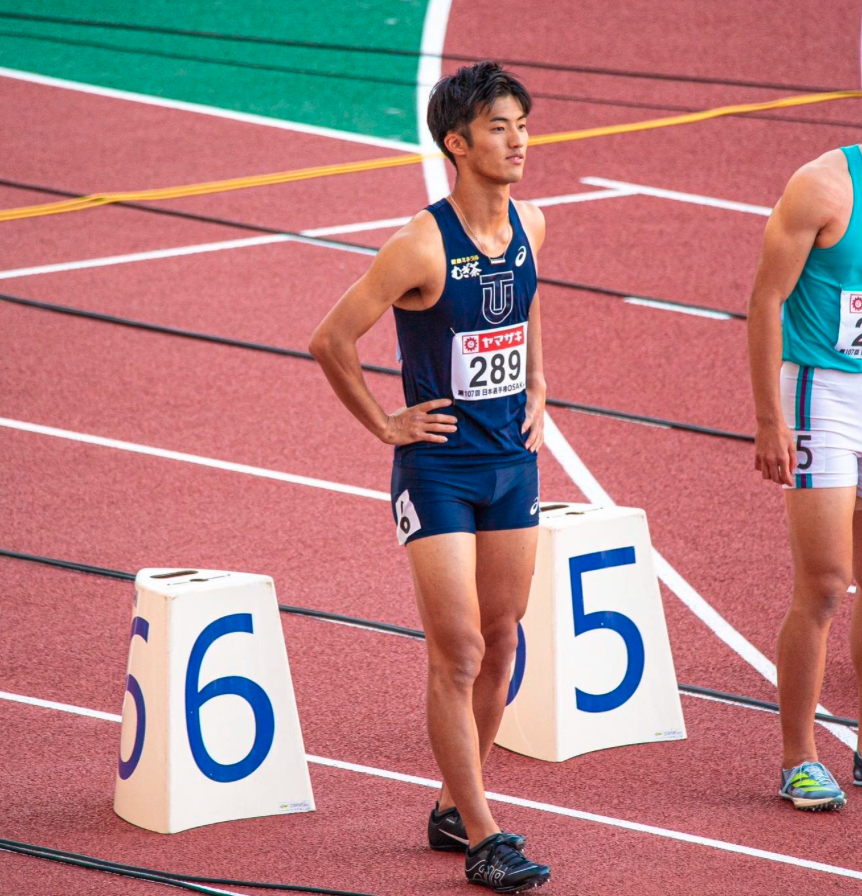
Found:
[390,459,539,546]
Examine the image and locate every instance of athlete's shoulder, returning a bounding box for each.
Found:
[374,208,444,272]
[785,149,849,209]
[513,199,545,253]
[776,150,848,231]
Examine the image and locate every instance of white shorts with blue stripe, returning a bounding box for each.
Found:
[780,362,862,493]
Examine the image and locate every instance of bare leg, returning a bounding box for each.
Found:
[438,527,538,811]
[779,487,856,768]
[406,532,499,846]
[848,499,862,754]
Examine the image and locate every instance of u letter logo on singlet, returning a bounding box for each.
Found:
[481,271,515,325]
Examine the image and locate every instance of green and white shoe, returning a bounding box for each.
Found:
[780,761,846,810]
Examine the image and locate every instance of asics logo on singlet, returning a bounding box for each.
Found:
[481,271,515,324]
[530,498,539,515]
[515,245,527,267]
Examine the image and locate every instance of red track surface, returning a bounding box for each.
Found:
[4,2,862,893]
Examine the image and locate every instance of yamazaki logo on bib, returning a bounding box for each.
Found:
[452,322,528,401]
[849,293,862,314]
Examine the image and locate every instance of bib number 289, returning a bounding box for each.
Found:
[451,322,527,401]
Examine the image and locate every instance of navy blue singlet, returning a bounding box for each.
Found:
[393,198,538,470]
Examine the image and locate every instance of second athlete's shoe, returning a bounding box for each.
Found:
[465,833,549,893]
[853,751,862,786]
[428,804,526,853]
[779,761,846,810]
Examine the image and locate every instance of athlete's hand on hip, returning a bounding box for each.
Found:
[522,389,545,453]
[381,398,458,446]
[754,421,797,486]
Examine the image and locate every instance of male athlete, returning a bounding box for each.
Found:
[748,145,862,811]
[310,62,550,891]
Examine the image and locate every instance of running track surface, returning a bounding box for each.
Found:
[3,1,862,893]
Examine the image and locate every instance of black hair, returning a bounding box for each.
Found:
[426,61,532,167]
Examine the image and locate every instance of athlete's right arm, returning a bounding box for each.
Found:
[308,222,458,446]
[747,165,834,485]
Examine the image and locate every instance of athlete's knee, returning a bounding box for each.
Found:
[428,635,486,689]
[791,569,852,624]
[480,621,520,673]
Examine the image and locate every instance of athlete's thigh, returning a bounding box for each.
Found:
[474,526,539,633]
[407,532,481,650]
[785,487,857,587]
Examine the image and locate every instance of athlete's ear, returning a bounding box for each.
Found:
[444,130,469,163]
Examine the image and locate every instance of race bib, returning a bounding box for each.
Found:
[835,288,862,357]
[451,322,528,401]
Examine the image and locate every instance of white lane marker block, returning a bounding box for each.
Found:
[497,502,685,761]
[542,411,856,751]
[114,568,314,833]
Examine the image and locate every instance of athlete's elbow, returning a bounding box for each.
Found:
[308,326,331,363]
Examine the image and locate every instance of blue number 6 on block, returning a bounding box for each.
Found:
[185,613,275,782]
[118,616,150,780]
[569,548,645,713]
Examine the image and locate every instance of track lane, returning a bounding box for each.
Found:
[1,247,755,437]
[3,76,428,234]
[446,0,860,104]
[3,561,862,883]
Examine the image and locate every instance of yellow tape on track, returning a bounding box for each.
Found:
[3,90,861,223]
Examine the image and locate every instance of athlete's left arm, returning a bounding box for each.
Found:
[518,201,547,452]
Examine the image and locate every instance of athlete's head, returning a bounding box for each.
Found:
[427,62,532,182]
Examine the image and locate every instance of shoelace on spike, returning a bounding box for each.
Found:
[486,839,534,871]
[799,763,835,788]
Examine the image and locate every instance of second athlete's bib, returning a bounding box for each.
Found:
[835,287,862,358]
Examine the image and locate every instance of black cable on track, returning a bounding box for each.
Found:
[0,290,754,443]
[0,838,390,896]
[1,547,856,728]
[1,27,860,132]
[0,548,424,639]
[0,10,851,94]
[1,27,859,133]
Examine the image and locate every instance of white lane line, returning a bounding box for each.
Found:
[581,176,773,216]
[416,0,453,204]
[0,66,419,152]
[0,418,390,503]
[530,187,637,209]
[0,690,121,722]
[0,235,289,281]
[542,410,856,751]
[0,233,376,280]
[623,297,734,320]
[302,216,411,237]
[0,188,629,281]
[2,689,861,882]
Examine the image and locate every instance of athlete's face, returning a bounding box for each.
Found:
[458,95,528,184]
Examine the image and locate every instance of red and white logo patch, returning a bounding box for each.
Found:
[849,294,862,314]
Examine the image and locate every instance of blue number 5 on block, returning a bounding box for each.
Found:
[569,548,645,713]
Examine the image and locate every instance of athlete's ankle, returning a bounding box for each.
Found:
[783,753,819,770]
[466,826,501,850]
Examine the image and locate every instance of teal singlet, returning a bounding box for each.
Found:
[783,145,862,372]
